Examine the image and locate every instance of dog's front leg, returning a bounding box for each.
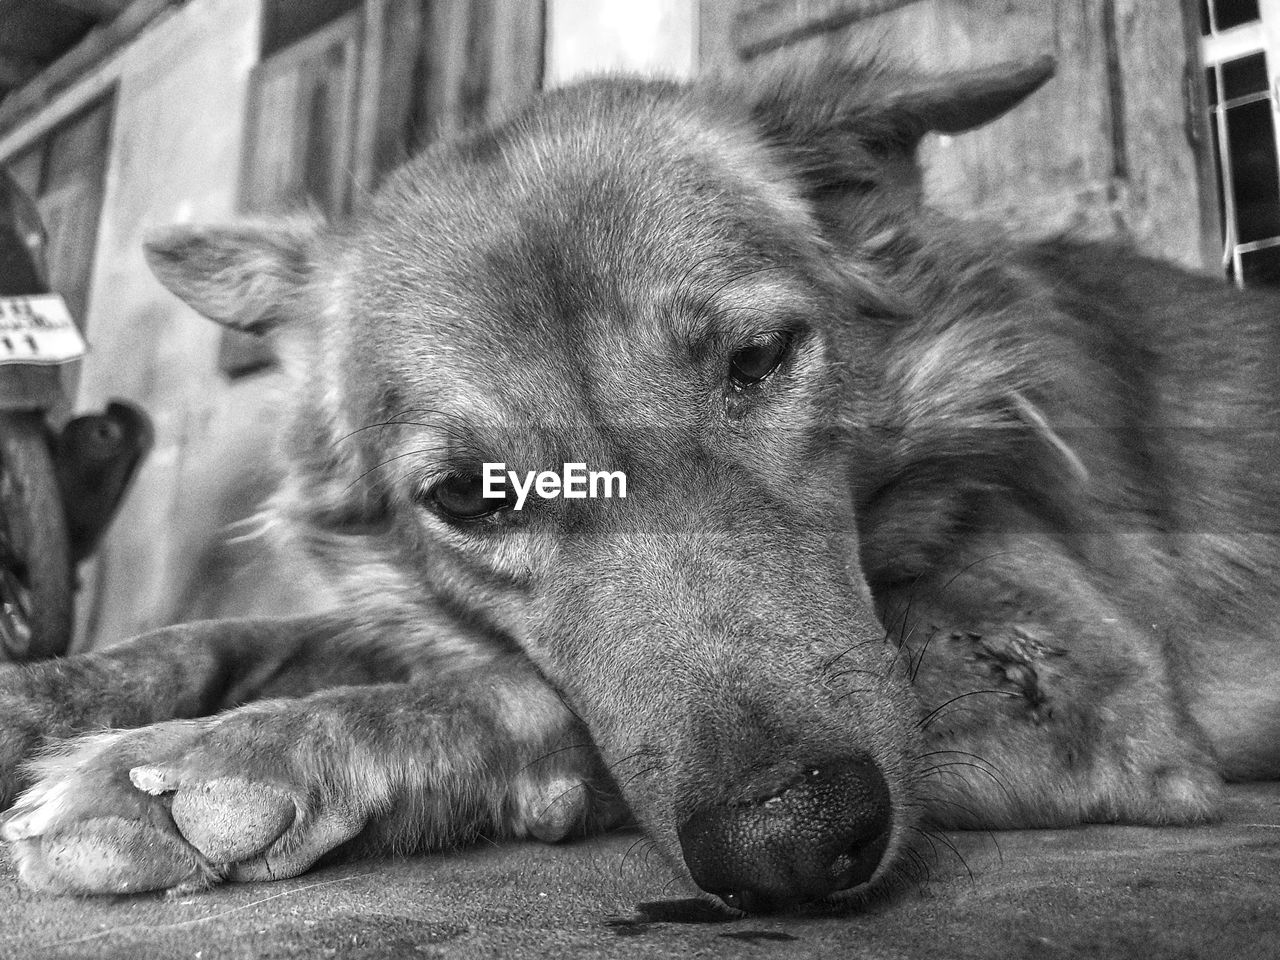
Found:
[879,537,1222,828]
[1,656,621,895]
[0,615,423,806]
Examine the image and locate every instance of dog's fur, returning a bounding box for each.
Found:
[2,55,1279,912]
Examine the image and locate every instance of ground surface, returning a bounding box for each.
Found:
[0,783,1277,960]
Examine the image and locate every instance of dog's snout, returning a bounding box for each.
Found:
[676,757,891,913]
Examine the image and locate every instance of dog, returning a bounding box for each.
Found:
[1,53,1279,914]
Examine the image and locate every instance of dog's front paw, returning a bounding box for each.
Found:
[0,712,367,895]
[1085,751,1224,825]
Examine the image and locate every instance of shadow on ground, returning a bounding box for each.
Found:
[0,783,1277,959]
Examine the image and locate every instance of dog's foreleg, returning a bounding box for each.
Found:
[880,537,1222,828]
[1,655,621,894]
[0,615,423,805]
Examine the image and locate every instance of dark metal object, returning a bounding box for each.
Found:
[0,168,151,661]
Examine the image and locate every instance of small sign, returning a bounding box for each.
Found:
[0,294,87,365]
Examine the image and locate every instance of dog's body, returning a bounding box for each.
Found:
[1,56,1279,912]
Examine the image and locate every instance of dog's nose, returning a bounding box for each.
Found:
[676,757,891,912]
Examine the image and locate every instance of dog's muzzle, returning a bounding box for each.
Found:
[676,756,891,912]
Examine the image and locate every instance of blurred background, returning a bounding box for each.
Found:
[0,0,1271,651]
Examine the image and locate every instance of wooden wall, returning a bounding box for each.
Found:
[706,0,1214,270]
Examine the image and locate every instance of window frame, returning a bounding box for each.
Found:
[1200,1,1280,285]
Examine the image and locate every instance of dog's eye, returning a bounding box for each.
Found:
[729,331,792,387]
[429,473,509,522]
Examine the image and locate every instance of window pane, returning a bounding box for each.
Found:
[1212,0,1260,30]
[1206,66,1219,106]
[1241,246,1280,286]
[1222,53,1269,102]
[1210,111,1227,247]
[1200,0,1212,34]
[1225,98,1280,242]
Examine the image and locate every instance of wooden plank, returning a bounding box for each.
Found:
[239,62,304,212]
[456,0,494,129]
[0,0,183,132]
[486,0,545,120]
[351,0,388,201]
[369,0,424,182]
[419,1,474,144]
[238,12,362,214]
[226,12,362,378]
[734,0,924,60]
[46,0,135,18]
[326,18,364,214]
[1114,0,1212,268]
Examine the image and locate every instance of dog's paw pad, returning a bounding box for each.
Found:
[10,817,208,895]
[167,776,297,863]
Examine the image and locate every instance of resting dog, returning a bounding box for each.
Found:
[1,55,1278,913]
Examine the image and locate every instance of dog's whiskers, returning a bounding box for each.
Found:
[906,824,975,883]
[819,635,893,672]
[915,747,1007,779]
[518,742,598,776]
[882,552,1011,686]
[917,688,1021,731]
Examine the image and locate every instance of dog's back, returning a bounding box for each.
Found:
[1021,239,1280,777]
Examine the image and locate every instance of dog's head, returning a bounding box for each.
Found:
[146,55,1052,912]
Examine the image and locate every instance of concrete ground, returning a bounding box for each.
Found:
[0,783,1277,960]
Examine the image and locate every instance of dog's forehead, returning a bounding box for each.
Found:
[348,81,817,335]
[318,81,827,442]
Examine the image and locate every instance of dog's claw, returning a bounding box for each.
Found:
[0,806,38,841]
[129,763,180,795]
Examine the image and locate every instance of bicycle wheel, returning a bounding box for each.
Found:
[0,410,73,661]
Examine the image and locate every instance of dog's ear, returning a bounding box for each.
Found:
[144,222,317,334]
[749,54,1055,198]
